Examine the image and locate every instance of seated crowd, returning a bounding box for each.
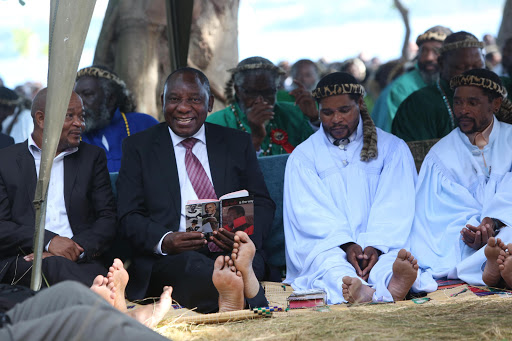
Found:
[0,28,511,339]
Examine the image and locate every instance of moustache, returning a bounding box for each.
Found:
[330,124,349,130]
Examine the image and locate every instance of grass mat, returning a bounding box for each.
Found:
[155,294,512,340]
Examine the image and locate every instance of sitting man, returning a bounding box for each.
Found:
[74,65,159,171]
[283,72,418,304]
[206,57,314,156]
[409,69,512,293]
[392,31,485,142]
[116,67,275,312]
[0,88,117,288]
[372,25,452,132]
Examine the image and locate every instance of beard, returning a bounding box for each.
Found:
[418,61,440,85]
[454,115,489,135]
[84,101,112,133]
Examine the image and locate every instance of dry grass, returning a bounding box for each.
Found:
[155,296,512,341]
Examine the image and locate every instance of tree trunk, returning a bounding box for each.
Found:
[94,0,239,120]
[497,0,512,48]
[394,0,411,61]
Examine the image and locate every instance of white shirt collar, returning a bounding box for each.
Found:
[28,134,79,160]
[168,124,207,147]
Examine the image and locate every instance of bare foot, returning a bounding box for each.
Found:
[128,286,173,328]
[499,244,512,289]
[90,275,115,306]
[483,237,505,286]
[231,231,260,298]
[342,276,375,303]
[387,249,418,301]
[212,255,244,312]
[107,258,129,312]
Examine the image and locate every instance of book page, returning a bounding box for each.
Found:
[219,189,249,201]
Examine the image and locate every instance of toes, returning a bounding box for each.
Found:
[235,231,250,243]
[488,237,496,246]
[214,255,225,271]
[342,276,352,285]
[92,275,104,286]
[397,249,407,260]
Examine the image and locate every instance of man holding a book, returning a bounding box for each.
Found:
[116,67,275,313]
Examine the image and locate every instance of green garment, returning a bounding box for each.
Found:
[392,76,512,142]
[387,65,428,120]
[206,101,314,156]
[276,89,295,102]
[392,78,454,142]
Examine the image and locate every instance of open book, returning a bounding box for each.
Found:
[185,190,254,238]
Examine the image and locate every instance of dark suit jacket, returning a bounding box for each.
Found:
[0,141,117,281]
[117,122,276,299]
[0,133,14,149]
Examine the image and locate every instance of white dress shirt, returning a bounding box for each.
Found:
[28,135,78,250]
[155,125,214,254]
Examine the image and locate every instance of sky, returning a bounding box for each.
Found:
[0,0,507,88]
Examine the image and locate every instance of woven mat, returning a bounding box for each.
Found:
[149,281,512,326]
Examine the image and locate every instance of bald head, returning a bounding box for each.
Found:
[31,88,82,120]
[30,88,85,153]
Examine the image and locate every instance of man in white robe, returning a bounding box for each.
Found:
[409,68,512,293]
[283,72,418,304]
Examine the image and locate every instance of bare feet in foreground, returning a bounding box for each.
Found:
[107,258,129,312]
[387,249,418,301]
[128,286,173,328]
[90,275,115,306]
[483,237,505,287]
[231,231,260,299]
[498,243,512,289]
[342,276,375,303]
[212,255,244,312]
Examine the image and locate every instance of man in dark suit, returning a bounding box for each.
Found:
[0,133,13,149]
[117,67,275,313]
[0,88,117,288]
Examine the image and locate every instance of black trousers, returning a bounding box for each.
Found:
[2,255,107,288]
[146,247,268,313]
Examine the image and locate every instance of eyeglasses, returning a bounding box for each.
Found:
[238,86,277,99]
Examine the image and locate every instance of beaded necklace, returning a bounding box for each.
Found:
[230,104,275,155]
[436,80,455,129]
[120,112,131,136]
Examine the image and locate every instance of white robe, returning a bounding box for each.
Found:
[2,109,33,144]
[409,118,512,292]
[283,119,417,304]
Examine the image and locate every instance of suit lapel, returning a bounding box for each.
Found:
[153,124,181,220]
[64,149,79,214]
[205,123,226,198]
[17,142,37,214]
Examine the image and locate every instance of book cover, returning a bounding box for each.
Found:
[185,190,253,237]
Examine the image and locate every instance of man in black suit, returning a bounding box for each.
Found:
[0,133,13,149]
[117,67,275,313]
[0,88,116,288]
